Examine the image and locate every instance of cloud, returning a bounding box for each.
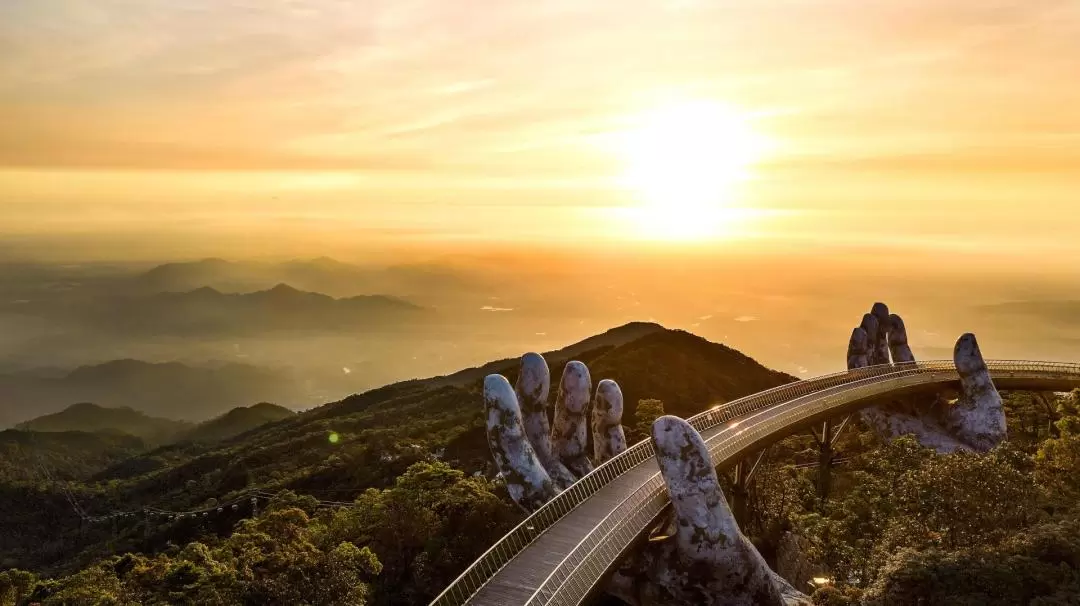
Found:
[2,0,1079,254]
[3,0,1076,173]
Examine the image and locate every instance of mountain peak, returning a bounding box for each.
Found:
[267,283,301,294]
[184,402,296,442]
[16,402,190,442]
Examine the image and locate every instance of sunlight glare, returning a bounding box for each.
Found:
[616,100,771,240]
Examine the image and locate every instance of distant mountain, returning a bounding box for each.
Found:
[25,283,426,336]
[16,402,191,443]
[134,258,242,293]
[0,360,306,426]
[12,401,297,451]
[182,402,295,443]
[127,257,484,301]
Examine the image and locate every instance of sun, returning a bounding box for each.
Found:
[614,100,770,240]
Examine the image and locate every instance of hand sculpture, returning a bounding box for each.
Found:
[484,356,809,606]
[847,302,1007,453]
[484,354,626,510]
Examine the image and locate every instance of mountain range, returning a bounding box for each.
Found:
[0,360,306,427]
[14,401,295,446]
[128,257,483,302]
[8,282,426,337]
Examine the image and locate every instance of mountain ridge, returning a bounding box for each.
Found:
[16,402,191,443]
[0,360,305,426]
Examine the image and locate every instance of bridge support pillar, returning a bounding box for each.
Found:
[817,419,833,501]
[810,415,851,502]
[731,460,749,526]
[729,450,766,526]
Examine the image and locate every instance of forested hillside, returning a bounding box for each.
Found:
[0,325,793,604]
[6,327,1080,605]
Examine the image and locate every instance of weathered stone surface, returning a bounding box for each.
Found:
[592,379,627,464]
[488,359,809,604]
[887,313,915,363]
[870,302,891,364]
[858,404,969,453]
[849,305,1007,454]
[847,327,869,370]
[859,313,881,365]
[947,333,1007,451]
[515,352,576,488]
[776,532,827,591]
[647,416,786,605]
[608,417,808,605]
[483,374,557,512]
[551,361,594,478]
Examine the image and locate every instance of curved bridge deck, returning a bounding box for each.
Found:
[431,360,1080,606]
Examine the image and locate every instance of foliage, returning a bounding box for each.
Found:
[751,390,1080,604]
[632,399,665,442]
[3,462,517,606]
[0,328,794,603]
[0,429,146,482]
[863,520,1080,605]
[1035,389,1080,510]
[26,331,1080,604]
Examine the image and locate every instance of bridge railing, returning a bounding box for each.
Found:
[432,361,912,605]
[432,359,1080,605]
[526,359,1080,605]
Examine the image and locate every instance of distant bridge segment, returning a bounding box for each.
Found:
[431,360,1080,606]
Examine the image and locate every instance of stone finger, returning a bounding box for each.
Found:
[592,379,627,464]
[948,333,1007,451]
[484,374,558,512]
[887,314,915,363]
[552,361,594,478]
[515,353,576,488]
[650,415,784,604]
[847,327,869,370]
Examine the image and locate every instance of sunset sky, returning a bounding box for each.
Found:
[2,0,1078,260]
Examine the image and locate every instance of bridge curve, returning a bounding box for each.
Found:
[431,360,1080,606]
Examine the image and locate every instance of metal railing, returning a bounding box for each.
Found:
[432,360,1080,606]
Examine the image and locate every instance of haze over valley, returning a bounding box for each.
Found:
[2,248,1079,428]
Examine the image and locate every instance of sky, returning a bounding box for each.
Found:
[1,0,1079,261]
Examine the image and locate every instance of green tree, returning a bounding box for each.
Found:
[0,569,37,606]
[327,461,518,605]
[633,399,666,441]
[863,521,1080,605]
[1036,391,1080,509]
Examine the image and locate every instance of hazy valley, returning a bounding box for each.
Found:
[3,253,1080,431]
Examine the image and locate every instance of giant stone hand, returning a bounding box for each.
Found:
[484,355,627,512]
[847,302,1007,453]
[485,356,809,605]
